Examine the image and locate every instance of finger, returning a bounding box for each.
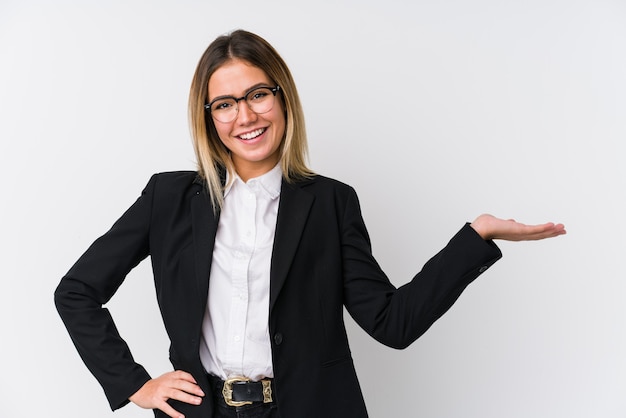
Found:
[494,222,565,241]
[517,224,566,240]
[168,372,204,397]
[530,222,566,236]
[165,387,204,406]
[175,379,205,397]
[171,370,198,384]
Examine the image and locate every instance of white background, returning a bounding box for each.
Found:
[1,0,625,417]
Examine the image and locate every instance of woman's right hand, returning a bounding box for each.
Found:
[129,370,205,418]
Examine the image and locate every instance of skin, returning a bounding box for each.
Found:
[129,370,203,418]
[470,214,566,241]
[128,61,566,418]
[208,58,286,182]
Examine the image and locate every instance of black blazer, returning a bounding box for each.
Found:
[55,171,502,418]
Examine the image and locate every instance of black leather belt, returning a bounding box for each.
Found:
[209,375,274,407]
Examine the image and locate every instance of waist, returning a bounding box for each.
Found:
[208,374,276,408]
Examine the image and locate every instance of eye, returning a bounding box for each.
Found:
[249,89,270,102]
[212,99,235,112]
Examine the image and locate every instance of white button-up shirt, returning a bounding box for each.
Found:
[199,164,282,381]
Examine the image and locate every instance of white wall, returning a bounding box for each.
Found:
[1,0,625,417]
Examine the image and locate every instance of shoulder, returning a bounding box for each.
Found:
[295,174,355,194]
[290,174,360,205]
[141,171,202,200]
[147,171,200,189]
[151,170,199,184]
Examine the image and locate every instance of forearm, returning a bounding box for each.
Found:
[346,224,502,349]
[55,276,152,410]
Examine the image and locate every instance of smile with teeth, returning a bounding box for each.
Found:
[238,128,266,140]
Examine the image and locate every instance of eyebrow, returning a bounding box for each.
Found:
[208,82,274,103]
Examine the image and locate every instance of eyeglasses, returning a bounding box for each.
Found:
[205,85,281,123]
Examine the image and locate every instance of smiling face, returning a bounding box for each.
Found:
[207,59,286,181]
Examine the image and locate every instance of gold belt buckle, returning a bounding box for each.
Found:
[261,379,273,403]
[222,376,273,407]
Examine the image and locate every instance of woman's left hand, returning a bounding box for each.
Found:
[470,214,566,241]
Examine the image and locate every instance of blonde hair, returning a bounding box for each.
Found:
[189,30,313,211]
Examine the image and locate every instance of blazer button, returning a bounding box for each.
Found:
[273,333,283,345]
[479,266,489,273]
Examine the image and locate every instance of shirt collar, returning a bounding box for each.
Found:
[223,163,282,200]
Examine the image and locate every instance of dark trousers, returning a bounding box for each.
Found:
[213,401,280,418]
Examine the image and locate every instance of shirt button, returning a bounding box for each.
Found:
[234,335,241,342]
[273,333,283,345]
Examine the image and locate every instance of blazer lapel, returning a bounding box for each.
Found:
[270,179,314,311]
[190,180,219,306]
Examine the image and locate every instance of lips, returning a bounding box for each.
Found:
[238,128,266,141]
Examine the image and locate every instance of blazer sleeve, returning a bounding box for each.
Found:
[340,188,503,349]
[54,175,157,410]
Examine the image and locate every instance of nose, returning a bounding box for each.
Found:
[236,100,257,124]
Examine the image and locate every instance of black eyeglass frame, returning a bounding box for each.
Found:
[204,85,281,118]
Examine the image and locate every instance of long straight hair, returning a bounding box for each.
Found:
[189,30,313,211]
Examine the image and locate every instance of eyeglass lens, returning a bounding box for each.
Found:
[209,87,277,123]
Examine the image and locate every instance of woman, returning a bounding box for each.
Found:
[55,30,565,418]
